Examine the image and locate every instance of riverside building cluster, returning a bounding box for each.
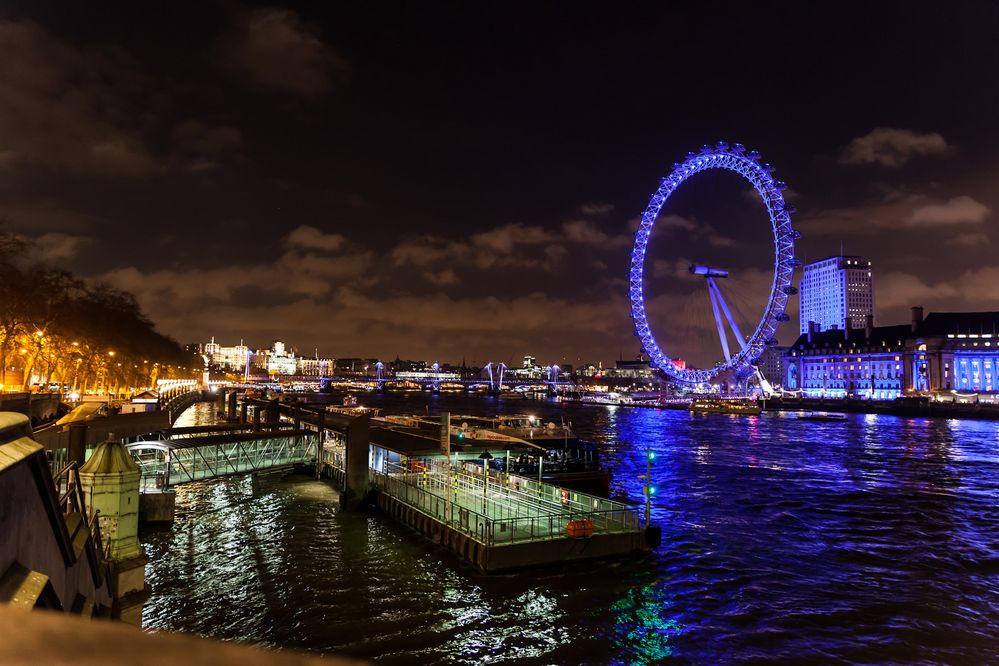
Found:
[783,256,999,399]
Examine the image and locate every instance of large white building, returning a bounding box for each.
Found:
[266,341,298,375]
[202,337,250,371]
[799,256,874,334]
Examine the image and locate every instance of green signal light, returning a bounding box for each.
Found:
[648,451,656,460]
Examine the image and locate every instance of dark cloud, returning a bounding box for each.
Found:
[0,20,160,177]
[0,199,100,234]
[579,203,615,215]
[172,121,243,172]
[217,8,348,98]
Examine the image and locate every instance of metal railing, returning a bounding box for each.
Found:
[53,462,112,566]
[131,434,317,490]
[366,459,640,547]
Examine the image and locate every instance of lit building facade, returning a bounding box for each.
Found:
[297,358,334,377]
[202,337,249,371]
[510,355,544,379]
[785,308,999,398]
[266,341,297,375]
[785,322,907,399]
[799,256,874,334]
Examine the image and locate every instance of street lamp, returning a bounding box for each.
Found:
[639,446,656,528]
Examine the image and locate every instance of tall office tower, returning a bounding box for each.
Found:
[799,256,874,334]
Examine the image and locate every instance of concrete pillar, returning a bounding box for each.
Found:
[266,399,279,425]
[293,404,302,431]
[252,404,261,432]
[68,422,87,467]
[216,388,226,416]
[342,412,370,510]
[77,437,147,625]
[240,401,248,424]
[226,391,237,421]
[78,439,142,561]
[315,410,325,479]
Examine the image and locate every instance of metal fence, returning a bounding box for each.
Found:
[367,458,640,546]
[130,433,317,489]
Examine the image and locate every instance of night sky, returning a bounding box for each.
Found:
[3,2,998,368]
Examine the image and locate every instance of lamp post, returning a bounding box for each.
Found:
[639,445,656,528]
[478,450,493,511]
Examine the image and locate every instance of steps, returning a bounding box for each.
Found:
[0,563,59,610]
[64,511,91,560]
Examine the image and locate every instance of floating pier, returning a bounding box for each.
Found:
[321,442,650,571]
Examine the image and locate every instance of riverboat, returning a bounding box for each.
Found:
[688,398,762,415]
[580,391,635,406]
[796,412,847,421]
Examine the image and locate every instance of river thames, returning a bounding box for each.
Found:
[141,396,999,664]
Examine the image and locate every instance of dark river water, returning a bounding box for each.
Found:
[142,395,999,664]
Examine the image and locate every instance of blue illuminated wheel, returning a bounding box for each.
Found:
[629,142,799,384]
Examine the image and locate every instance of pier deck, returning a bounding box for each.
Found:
[323,447,648,570]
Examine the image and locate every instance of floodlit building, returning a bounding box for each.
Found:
[266,341,298,375]
[785,308,999,398]
[203,337,220,360]
[799,256,874,334]
[297,357,334,377]
[202,337,249,371]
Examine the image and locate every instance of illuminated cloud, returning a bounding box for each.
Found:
[798,193,990,235]
[33,233,92,263]
[840,127,951,167]
[946,232,990,246]
[284,225,347,252]
[906,195,990,227]
[390,219,630,274]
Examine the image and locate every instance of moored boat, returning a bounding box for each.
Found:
[689,398,762,415]
[796,411,847,421]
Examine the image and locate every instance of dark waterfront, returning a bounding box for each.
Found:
[142,397,999,664]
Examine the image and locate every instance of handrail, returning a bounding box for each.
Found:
[367,460,641,547]
[52,461,113,566]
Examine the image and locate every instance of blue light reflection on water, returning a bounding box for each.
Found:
[143,397,999,664]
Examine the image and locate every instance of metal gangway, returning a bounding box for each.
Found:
[127,428,317,491]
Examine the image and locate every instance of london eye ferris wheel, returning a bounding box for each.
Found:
[628,142,800,386]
